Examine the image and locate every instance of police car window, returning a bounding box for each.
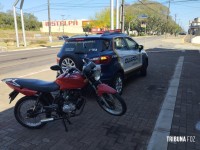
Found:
[125,38,138,50]
[102,40,110,51]
[64,40,100,53]
[114,38,128,50]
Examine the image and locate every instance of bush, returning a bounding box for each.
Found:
[30,40,47,45]
[4,39,16,43]
[130,34,137,37]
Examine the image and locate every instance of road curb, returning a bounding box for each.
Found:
[50,45,62,48]
[2,45,62,53]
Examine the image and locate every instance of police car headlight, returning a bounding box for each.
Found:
[93,65,101,81]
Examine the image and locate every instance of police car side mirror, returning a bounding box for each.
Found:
[138,45,143,52]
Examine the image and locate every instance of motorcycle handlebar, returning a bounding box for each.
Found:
[82,58,90,64]
[68,67,76,74]
[82,58,97,76]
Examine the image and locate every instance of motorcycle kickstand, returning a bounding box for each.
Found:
[66,118,72,125]
[62,119,68,132]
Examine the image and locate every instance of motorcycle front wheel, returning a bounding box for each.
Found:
[14,96,46,129]
[97,93,127,116]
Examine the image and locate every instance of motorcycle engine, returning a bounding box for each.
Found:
[63,103,76,113]
[62,90,81,113]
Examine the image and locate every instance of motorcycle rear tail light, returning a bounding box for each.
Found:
[57,57,60,64]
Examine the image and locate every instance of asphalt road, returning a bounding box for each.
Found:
[0,47,59,75]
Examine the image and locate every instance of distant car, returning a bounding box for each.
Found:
[58,35,69,40]
[56,31,148,94]
[179,32,186,35]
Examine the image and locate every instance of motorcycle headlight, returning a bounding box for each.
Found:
[93,65,101,81]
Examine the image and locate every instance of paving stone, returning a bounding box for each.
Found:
[168,51,200,150]
[0,50,194,150]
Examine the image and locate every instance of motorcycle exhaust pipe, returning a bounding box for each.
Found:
[40,118,54,123]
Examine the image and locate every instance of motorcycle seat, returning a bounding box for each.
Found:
[9,78,59,93]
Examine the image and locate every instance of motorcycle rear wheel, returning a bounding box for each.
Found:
[97,93,127,116]
[14,96,46,129]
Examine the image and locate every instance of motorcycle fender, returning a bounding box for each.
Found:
[9,90,19,104]
[7,83,37,96]
[97,84,117,96]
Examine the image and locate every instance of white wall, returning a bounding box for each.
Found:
[40,20,85,33]
[191,36,200,44]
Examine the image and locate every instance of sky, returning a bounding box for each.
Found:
[0,0,199,31]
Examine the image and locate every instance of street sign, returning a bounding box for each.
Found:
[141,24,146,28]
[138,14,148,19]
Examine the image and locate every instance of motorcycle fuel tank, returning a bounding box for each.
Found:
[56,72,87,90]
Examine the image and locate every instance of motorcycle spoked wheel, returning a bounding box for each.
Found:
[97,93,127,116]
[14,96,46,129]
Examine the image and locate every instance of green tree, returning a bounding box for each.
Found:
[0,11,41,30]
[91,8,111,30]
[91,0,182,35]
[23,13,42,31]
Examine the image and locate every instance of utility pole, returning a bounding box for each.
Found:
[61,15,65,35]
[165,0,171,38]
[116,0,119,29]
[20,0,26,47]
[110,0,114,30]
[48,0,52,42]
[167,0,171,30]
[13,0,20,47]
[175,14,177,24]
[121,0,125,33]
[174,14,177,36]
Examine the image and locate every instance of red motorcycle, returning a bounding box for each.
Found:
[2,58,126,131]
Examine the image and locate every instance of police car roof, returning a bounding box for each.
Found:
[69,32,128,40]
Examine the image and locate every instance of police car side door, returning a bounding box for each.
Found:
[124,37,142,69]
[114,37,136,73]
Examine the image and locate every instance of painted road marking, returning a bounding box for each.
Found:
[0,49,54,57]
[18,69,50,78]
[148,50,182,53]
[0,68,50,83]
[147,56,184,150]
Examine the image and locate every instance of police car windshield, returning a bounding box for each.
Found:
[64,39,110,53]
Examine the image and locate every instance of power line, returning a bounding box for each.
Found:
[25,9,47,13]
[51,6,109,9]
[24,3,47,11]
[172,0,200,2]
[51,2,109,5]
[172,3,200,8]
[137,0,165,15]
[23,0,200,12]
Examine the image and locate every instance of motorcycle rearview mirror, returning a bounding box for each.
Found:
[50,65,61,71]
[138,45,144,52]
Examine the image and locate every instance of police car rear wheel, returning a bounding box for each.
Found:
[59,55,83,73]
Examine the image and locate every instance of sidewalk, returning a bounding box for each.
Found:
[161,36,200,50]
[0,47,179,150]
[0,40,63,53]
[168,50,200,150]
